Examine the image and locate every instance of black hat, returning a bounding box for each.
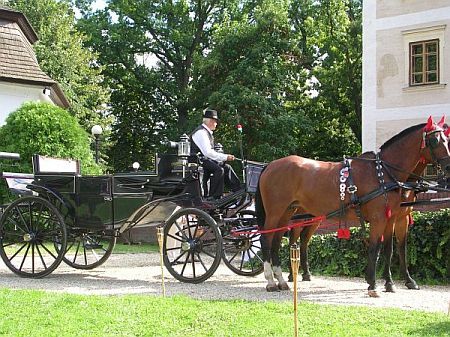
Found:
[203,108,219,121]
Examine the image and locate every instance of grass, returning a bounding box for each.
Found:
[113,242,159,254]
[0,289,448,337]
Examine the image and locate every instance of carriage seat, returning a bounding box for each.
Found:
[32,154,80,176]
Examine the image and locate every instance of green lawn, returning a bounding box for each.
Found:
[0,289,448,337]
[113,242,159,254]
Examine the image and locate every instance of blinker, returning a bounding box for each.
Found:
[427,136,439,148]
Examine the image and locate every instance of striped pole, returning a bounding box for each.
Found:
[290,243,300,337]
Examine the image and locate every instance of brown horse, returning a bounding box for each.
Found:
[255,117,450,297]
[285,162,425,292]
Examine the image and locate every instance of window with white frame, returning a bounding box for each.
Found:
[402,25,446,89]
[409,39,439,86]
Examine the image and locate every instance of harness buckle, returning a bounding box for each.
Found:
[347,185,358,194]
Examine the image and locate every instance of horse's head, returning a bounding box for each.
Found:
[421,116,450,177]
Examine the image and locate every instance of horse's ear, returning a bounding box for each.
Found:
[424,116,435,132]
[437,116,446,128]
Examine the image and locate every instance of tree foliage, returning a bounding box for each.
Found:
[75,0,362,168]
[0,102,101,175]
[7,0,110,132]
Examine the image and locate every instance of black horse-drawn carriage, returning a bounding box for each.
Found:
[0,137,264,283]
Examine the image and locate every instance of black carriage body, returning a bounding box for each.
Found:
[32,154,200,230]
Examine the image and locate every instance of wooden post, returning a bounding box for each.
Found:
[290,243,300,337]
[157,227,166,297]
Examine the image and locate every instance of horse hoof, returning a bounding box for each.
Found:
[385,283,396,293]
[278,283,290,291]
[302,274,311,281]
[266,284,280,292]
[368,290,380,298]
[405,281,420,290]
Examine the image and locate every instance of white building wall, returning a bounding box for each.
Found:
[0,82,52,126]
[362,1,450,152]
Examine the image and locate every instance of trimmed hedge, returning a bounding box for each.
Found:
[280,209,450,284]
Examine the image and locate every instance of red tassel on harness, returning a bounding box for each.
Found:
[337,228,350,239]
[385,205,392,219]
[408,214,414,226]
[419,156,426,164]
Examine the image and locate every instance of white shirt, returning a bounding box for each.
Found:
[192,124,228,162]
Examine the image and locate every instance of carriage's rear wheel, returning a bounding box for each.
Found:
[58,229,116,269]
[0,196,67,278]
[163,208,222,283]
[222,210,263,276]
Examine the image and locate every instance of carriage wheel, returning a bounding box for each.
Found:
[0,196,67,278]
[222,210,264,276]
[58,229,116,269]
[163,208,222,283]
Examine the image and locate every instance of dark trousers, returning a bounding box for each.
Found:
[202,158,241,198]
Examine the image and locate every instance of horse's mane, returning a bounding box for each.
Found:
[379,123,425,151]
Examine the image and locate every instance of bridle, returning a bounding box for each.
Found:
[422,128,450,179]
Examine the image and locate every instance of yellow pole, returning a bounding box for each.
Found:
[290,243,300,337]
[157,227,166,297]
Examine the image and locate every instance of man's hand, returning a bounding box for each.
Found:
[227,154,235,161]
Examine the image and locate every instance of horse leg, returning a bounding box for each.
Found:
[396,215,419,290]
[271,232,289,291]
[300,222,320,281]
[365,224,384,297]
[260,233,278,292]
[382,222,396,293]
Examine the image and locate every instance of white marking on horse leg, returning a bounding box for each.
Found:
[273,265,290,291]
[264,262,278,291]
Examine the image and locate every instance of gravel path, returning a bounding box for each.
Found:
[0,252,449,314]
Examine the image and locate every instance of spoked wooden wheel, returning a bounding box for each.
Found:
[0,196,67,278]
[222,210,264,276]
[59,229,116,269]
[163,208,222,283]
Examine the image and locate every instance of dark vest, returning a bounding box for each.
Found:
[190,125,214,156]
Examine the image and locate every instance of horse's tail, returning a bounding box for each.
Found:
[255,165,268,229]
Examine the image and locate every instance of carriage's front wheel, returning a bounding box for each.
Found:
[163,208,222,283]
[222,210,264,276]
[0,196,67,278]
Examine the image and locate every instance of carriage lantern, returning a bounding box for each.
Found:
[177,134,191,158]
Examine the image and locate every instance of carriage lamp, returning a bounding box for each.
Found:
[132,162,140,172]
[178,134,191,178]
[177,134,191,157]
[91,125,103,164]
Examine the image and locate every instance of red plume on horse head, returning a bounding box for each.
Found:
[424,116,436,132]
[437,116,446,128]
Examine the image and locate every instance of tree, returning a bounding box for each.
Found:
[287,0,362,160]
[7,0,110,132]
[0,102,101,174]
[196,1,310,161]
[75,0,244,170]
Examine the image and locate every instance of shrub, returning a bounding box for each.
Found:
[0,102,101,202]
[280,210,449,284]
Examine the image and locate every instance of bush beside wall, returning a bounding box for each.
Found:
[280,209,449,284]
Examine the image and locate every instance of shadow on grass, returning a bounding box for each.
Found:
[409,321,450,337]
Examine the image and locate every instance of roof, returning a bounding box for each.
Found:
[0,6,69,108]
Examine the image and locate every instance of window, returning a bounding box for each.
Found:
[402,25,446,90]
[409,39,439,86]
